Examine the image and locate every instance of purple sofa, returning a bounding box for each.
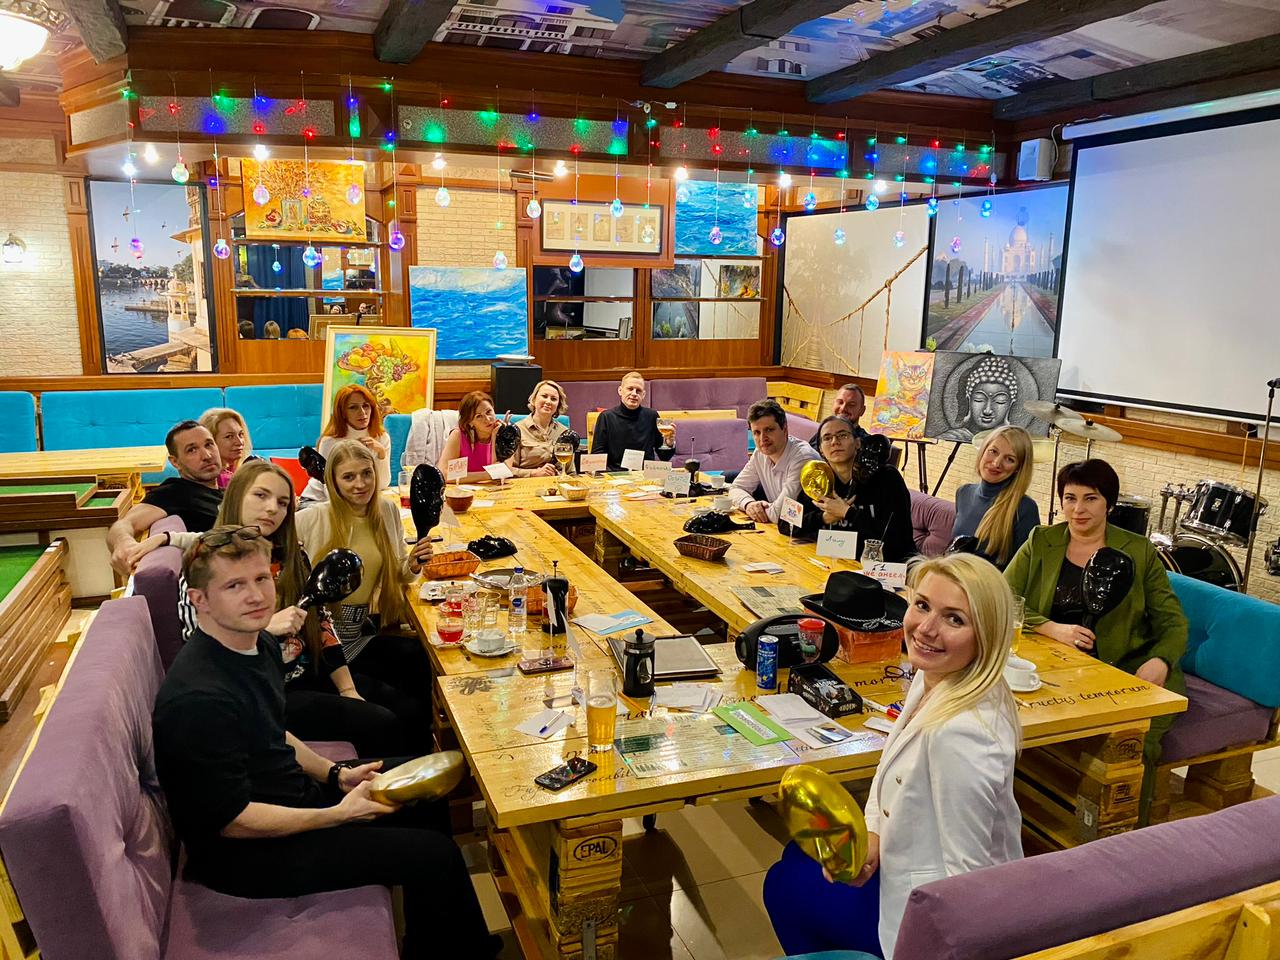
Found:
[893,795,1280,960]
[0,596,397,960]
[668,418,750,474]
[132,514,189,671]
[909,490,957,557]
[564,376,781,437]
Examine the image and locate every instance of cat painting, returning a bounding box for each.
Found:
[868,351,935,440]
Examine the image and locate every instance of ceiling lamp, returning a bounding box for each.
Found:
[0,0,64,72]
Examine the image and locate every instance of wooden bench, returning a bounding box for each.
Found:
[767,381,825,420]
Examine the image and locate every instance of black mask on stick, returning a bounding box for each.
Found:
[298,446,327,484]
[494,422,520,461]
[409,464,444,542]
[297,549,363,609]
[1082,547,1134,631]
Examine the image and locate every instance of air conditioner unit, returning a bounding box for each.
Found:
[1017,138,1055,181]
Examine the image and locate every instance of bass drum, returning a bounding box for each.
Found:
[1153,533,1242,591]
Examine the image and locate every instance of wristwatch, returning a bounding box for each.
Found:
[327,759,360,790]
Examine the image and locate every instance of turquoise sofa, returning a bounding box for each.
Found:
[0,392,37,453]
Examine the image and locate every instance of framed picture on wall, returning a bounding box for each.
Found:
[322,325,437,420]
[540,200,664,255]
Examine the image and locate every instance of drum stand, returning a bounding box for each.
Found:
[1047,426,1063,524]
[1241,381,1276,594]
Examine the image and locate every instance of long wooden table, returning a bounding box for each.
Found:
[405,476,1187,960]
[0,446,168,500]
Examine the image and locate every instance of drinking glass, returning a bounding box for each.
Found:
[585,670,618,753]
[1010,595,1026,657]
[657,418,676,449]
[479,589,501,630]
[862,539,885,564]
[398,469,412,509]
[444,584,464,620]
[554,441,575,476]
[437,613,464,645]
[462,591,480,640]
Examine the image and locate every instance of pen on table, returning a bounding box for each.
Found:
[536,713,559,736]
[808,557,830,571]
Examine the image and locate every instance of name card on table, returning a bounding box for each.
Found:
[446,457,468,482]
[817,530,858,560]
[621,449,645,471]
[780,497,804,528]
[643,460,672,480]
[662,472,691,496]
[862,561,909,589]
[580,453,608,474]
[482,462,514,481]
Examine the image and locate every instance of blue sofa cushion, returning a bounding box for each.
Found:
[385,414,411,474]
[1171,572,1280,709]
[0,392,37,453]
[225,384,323,454]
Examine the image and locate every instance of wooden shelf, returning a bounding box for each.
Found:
[232,289,383,297]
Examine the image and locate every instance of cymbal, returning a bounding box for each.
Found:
[1024,400,1084,427]
[1059,418,1123,443]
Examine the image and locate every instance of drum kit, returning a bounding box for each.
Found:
[1022,400,1124,525]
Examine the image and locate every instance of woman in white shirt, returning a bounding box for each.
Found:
[764,552,1021,958]
[299,385,392,505]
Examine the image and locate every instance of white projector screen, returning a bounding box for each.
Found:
[1057,113,1280,422]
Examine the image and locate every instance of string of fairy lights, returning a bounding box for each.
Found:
[117,77,1002,273]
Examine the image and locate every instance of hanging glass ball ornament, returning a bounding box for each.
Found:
[833,227,846,246]
[388,227,406,252]
[742,189,757,209]
[525,198,542,219]
[435,186,451,208]
[926,197,939,217]
[640,223,656,245]
[253,183,270,206]
[676,185,691,203]
[170,161,190,184]
[213,238,231,260]
[873,179,888,195]
[981,199,993,218]
[899,191,909,204]
[950,236,962,254]
[988,172,998,187]
[301,187,312,199]
[865,194,880,211]
[894,230,906,248]
[569,253,584,273]
[709,225,723,245]
[769,227,785,247]
[493,250,508,271]
[302,244,322,268]
[803,191,817,211]
[271,258,283,274]
[610,198,624,218]
[130,237,144,259]
[347,183,364,205]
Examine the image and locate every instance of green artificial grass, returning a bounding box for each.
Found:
[0,545,48,600]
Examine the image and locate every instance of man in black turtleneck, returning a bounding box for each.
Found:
[591,371,666,471]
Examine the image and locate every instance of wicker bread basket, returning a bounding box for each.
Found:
[673,534,731,561]
[422,550,482,580]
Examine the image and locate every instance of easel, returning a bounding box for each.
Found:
[895,437,963,496]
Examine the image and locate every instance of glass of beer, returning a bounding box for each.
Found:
[1010,595,1026,657]
[586,670,618,753]
[554,441,575,475]
[657,418,676,449]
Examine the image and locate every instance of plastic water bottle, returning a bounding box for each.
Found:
[508,567,528,636]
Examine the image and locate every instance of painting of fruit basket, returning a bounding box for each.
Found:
[322,325,437,419]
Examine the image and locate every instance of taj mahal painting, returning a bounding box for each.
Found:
[923,184,1068,359]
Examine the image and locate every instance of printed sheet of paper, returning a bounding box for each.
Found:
[614,713,797,778]
[732,585,805,619]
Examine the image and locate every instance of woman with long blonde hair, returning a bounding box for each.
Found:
[296,439,435,746]
[764,554,1022,958]
[300,384,391,505]
[951,424,1040,567]
[199,407,254,489]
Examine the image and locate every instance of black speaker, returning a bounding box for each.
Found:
[490,362,543,417]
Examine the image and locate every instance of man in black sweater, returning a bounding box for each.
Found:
[590,371,672,470]
[152,526,497,959]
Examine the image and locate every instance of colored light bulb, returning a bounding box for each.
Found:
[302,244,322,268]
[253,143,269,161]
[493,250,508,270]
[610,198,624,218]
[121,158,138,178]
[769,227,785,247]
[170,161,190,184]
[873,179,887,195]
[803,191,817,211]
[833,227,846,246]
[129,237,144,256]
[526,198,542,219]
[709,225,722,245]
[253,183,270,205]
[981,199,993,218]
[569,253,584,273]
[435,186,451,208]
[349,114,361,138]
[950,236,962,254]
[271,259,282,273]
[742,190,756,209]
[927,197,939,217]
[865,194,880,211]
[673,165,689,182]
[213,238,231,260]
[894,230,906,248]
[900,191,909,204]
[389,227,406,251]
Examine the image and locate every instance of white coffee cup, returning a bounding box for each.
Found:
[1004,655,1038,688]
[709,474,726,490]
[713,495,732,512]
[475,628,505,653]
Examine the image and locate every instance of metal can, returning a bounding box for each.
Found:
[756,634,779,691]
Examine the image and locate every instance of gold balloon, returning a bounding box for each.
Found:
[368,751,466,804]
[778,764,868,884]
[800,460,835,501]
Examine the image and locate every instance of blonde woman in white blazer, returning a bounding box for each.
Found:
[855,553,1023,958]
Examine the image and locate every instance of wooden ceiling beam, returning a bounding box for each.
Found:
[62,0,128,63]
[374,0,457,65]
[996,33,1280,121]
[641,0,850,89]
[0,75,18,109]
[806,0,1162,104]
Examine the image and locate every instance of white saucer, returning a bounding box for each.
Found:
[1006,675,1043,693]
[464,638,520,658]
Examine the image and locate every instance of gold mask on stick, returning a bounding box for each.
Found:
[778,764,868,884]
[368,751,467,804]
[800,460,835,501]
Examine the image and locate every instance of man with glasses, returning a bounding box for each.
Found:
[729,399,821,524]
[107,419,225,575]
[152,526,499,960]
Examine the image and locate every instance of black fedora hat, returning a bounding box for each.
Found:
[800,571,907,633]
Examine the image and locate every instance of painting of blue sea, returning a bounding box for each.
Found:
[408,266,529,360]
[675,181,759,257]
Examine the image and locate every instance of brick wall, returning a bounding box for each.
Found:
[416,176,517,268]
[0,172,82,377]
[915,431,1280,604]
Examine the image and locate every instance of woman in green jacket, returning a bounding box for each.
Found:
[1005,458,1187,823]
